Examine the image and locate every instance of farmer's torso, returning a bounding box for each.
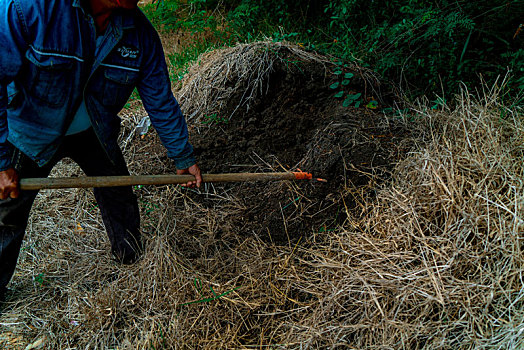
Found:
[6,0,148,166]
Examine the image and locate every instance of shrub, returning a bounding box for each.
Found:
[142,0,523,101]
[322,0,523,99]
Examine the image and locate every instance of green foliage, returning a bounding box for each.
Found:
[503,48,524,92]
[271,31,299,43]
[123,88,140,109]
[142,0,234,81]
[167,40,217,82]
[34,273,49,286]
[330,61,363,108]
[202,113,228,125]
[143,0,223,35]
[226,0,523,100]
[141,0,523,102]
[227,2,263,36]
[321,0,523,99]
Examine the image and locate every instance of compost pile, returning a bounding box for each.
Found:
[137,41,408,243]
[2,41,523,350]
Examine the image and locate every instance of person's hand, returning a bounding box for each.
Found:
[176,163,202,188]
[0,168,19,200]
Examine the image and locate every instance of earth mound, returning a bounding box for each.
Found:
[137,41,410,242]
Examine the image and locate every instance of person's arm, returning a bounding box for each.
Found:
[0,0,30,198]
[136,22,201,188]
[0,85,19,199]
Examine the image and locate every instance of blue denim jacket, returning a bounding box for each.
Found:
[0,0,195,171]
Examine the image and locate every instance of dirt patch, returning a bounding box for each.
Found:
[136,41,411,243]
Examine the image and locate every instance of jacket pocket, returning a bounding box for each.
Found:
[102,65,139,108]
[25,48,75,107]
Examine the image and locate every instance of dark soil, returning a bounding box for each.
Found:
[134,58,411,243]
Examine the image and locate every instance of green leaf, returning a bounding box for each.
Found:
[343,98,353,107]
[354,100,361,108]
[334,70,343,75]
[347,92,361,100]
[344,73,354,79]
[342,79,350,86]
[366,100,379,109]
[330,82,340,89]
[334,91,344,98]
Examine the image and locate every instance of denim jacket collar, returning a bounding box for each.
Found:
[71,0,136,32]
[72,0,89,16]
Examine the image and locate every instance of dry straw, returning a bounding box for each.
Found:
[0,40,522,349]
[177,41,327,123]
[176,40,380,126]
[284,79,524,349]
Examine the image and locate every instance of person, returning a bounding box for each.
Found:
[0,0,202,301]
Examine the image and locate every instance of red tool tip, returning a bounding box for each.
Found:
[293,172,313,180]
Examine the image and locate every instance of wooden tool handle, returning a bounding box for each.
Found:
[19,172,311,190]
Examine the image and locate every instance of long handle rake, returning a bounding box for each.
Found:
[20,172,315,190]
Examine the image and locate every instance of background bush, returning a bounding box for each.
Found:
[145,0,523,102]
[320,0,523,99]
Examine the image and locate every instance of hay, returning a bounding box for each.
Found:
[177,41,324,122]
[1,39,523,349]
[277,82,524,348]
[176,40,379,124]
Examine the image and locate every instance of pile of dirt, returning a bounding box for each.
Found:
[143,41,410,242]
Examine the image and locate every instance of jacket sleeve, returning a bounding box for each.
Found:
[0,1,28,171]
[0,86,11,172]
[136,24,195,170]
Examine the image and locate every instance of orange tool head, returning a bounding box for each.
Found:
[293,171,313,180]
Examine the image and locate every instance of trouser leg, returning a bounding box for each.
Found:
[63,129,142,264]
[0,128,142,293]
[0,148,54,292]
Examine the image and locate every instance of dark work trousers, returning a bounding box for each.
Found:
[0,128,142,294]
